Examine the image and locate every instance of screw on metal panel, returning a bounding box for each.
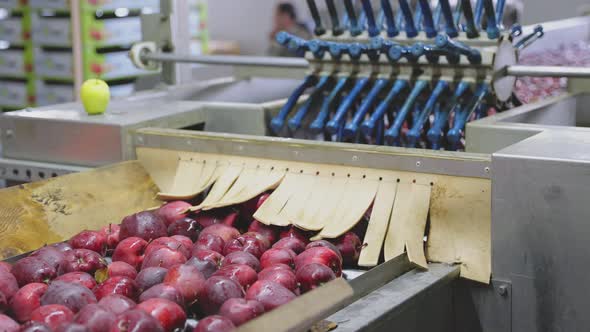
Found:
[294,151,299,156]
[136,136,144,144]
[416,161,421,167]
[236,145,244,151]
[186,140,192,146]
[485,167,490,173]
[352,155,358,161]
[498,285,508,296]
[5,129,14,139]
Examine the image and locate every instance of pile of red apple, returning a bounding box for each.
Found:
[0,193,365,332]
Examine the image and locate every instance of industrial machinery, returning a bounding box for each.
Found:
[0,1,589,330]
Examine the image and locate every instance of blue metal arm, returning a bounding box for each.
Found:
[325,0,344,36]
[344,0,362,36]
[306,0,326,36]
[406,80,448,147]
[433,2,442,30]
[418,0,437,38]
[474,0,484,29]
[288,75,333,131]
[496,0,506,28]
[514,25,544,50]
[447,83,488,146]
[344,78,389,138]
[439,0,459,37]
[461,0,480,38]
[309,76,350,134]
[361,80,407,136]
[427,81,470,148]
[326,77,370,134]
[270,75,318,134]
[361,0,380,37]
[482,0,499,39]
[398,0,418,38]
[436,35,482,64]
[381,0,400,37]
[385,80,428,145]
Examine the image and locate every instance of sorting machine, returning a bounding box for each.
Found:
[1,1,590,331]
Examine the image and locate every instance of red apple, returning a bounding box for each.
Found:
[212,264,257,290]
[100,261,137,280]
[239,193,270,222]
[109,309,164,332]
[185,257,218,279]
[167,218,200,242]
[295,247,342,277]
[144,237,190,260]
[134,267,167,292]
[241,232,270,251]
[73,303,115,332]
[139,284,184,307]
[194,315,235,332]
[0,313,19,332]
[119,211,167,242]
[100,224,121,250]
[257,266,297,292]
[197,276,244,315]
[279,226,311,244]
[192,249,224,267]
[306,240,342,261]
[0,291,6,313]
[69,230,107,255]
[55,272,97,290]
[333,232,362,266]
[193,234,225,254]
[245,280,295,311]
[50,242,73,253]
[219,298,264,327]
[163,264,205,304]
[93,277,138,301]
[141,247,187,270]
[112,237,148,270]
[155,201,192,226]
[31,304,75,330]
[220,252,260,272]
[170,235,193,252]
[41,281,96,313]
[55,323,89,332]
[259,248,296,270]
[19,321,52,332]
[199,224,239,243]
[247,221,279,245]
[136,298,186,332]
[272,237,306,254]
[0,262,11,274]
[296,263,336,293]
[98,294,136,316]
[11,257,57,286]
[9,282,47,322]
[62,249,107,275]
[29,246,67,274]
[223,234,266,259]
[0,269,19,300]
[195,209,239,229]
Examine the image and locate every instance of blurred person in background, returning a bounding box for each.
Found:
[268,3,312,57]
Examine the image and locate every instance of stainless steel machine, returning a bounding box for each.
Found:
[0,1,589,331]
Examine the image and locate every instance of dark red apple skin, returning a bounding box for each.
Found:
[195,209,239,229]
[0,313,19,332]
[104,261,138,280]
[247,221,279,246]
[279,227,311,244]
[192,249,224,267]
[219,298,264,327]
[223,234,266,259]
[259,248,296,270]
[170,235,193,252]
[197,276,244,315]
[50,242,73,253]
[257,267,297,292]
[119,211,168,242]
[194,315,235,332]
[245,280,295,312]
[272,237,306,254]
[19,321,53,332]
[138,284,184,307]
[135,267,168,292]
[136,298,186,332]
[0,269,19,301]
[41,281,97,313]
[55,272,97,290]
[144,237,191,260]
[0,262,11,274]
[296,263,336,293]
[193,234,225,254]
[185,257,218,279]
[241,232,270,251]
[163,264,205,304]
[31,304,75,330]
[97,294,136,316]
[141,247,187,270]
[73,303,115,332]
[306,240,343,261]
[11,257,57,286]
[112,237,148,270]
[55,323,90,332]
[62,249,107,275]
[100,224,121,250]
[93,277,139,302]
[29,246,67,274]
[212,264,257,291]
[155,201,192,226]
[199,224,240,243]
[220,252,260,272]
[69,230,107,255]
[9,282,47,322]
[0,291,6,313]
[333,232,362,266]
[109,309,164,332]
[240,193,270,222]
[295,247,342,277]
[167,218,200,242]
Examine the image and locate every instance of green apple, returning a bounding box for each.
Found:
[80,79,110,115]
